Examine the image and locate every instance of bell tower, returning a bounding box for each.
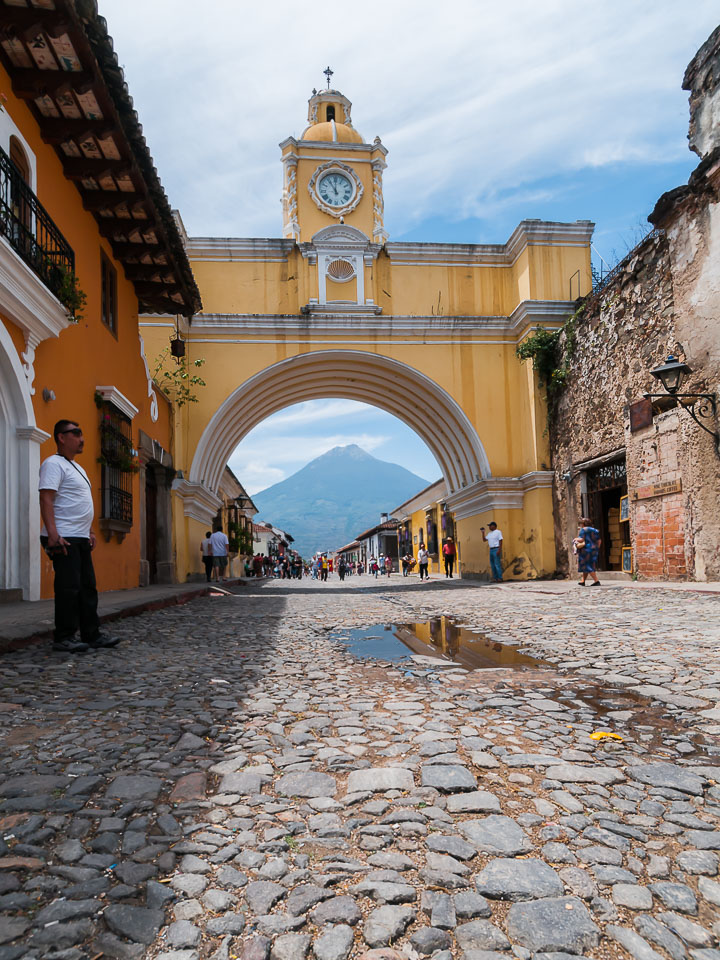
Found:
[280,85,388,245]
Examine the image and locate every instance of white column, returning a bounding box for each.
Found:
[16,425,50,600]
[318,256,328,305]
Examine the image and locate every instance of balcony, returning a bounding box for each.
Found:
[0,146,74,304]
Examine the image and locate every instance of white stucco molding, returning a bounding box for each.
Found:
[16,425,51,444]
[172,478,223,524]
[184,237,295,261]
[0,235,72,393]
[510,300,578,334]
[386,220,594,269]
[445,472,554,521]
[95,386,139,421]
[154,303,570,339]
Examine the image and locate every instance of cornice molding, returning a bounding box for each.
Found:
[185,237,295,261]
[157,300,573,338]
[16,426,51,444]
[95,386,139,421]
[172,479,223,525]
[386,220,594,268]
[445,472,553,520]
[301,302,383,317]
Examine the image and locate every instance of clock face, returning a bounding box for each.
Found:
[318,172,354,207]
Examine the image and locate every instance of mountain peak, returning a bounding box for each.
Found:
[319,444,372,460]
[252,445,435,557]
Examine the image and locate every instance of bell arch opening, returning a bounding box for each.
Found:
[189,351,491,497]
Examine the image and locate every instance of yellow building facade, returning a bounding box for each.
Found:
[142,87,594,581]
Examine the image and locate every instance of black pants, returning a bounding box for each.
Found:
[444,556,455,577]
[41,537,100,644]
[202,556,214,582]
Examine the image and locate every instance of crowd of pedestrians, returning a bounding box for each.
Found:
[198,527,516,587]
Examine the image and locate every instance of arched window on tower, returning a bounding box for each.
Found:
[326,105,335,122]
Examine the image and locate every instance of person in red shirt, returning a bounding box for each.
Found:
[442,536,456,578]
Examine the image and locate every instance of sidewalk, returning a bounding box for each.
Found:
[0,577,255,651]
[497,577,720,595]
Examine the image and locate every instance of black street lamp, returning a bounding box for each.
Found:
[644,355,719,453]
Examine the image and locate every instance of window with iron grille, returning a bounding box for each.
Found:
[99,403,133,524]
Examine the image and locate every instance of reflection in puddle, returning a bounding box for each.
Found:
[331,617,545,671]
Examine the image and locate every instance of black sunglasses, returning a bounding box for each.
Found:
[60,427,83,437]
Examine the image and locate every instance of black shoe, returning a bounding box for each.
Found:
[86,634,120,649]
[52,639,89,653]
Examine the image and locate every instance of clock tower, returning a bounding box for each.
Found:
[280,87,388,246]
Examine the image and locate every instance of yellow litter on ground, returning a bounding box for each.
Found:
[589,730,624,741]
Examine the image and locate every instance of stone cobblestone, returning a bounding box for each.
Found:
[1,577,719,960]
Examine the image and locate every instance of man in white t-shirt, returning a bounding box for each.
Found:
[210,527,229,581]
[481,522,504,582]
[39,420,120,653]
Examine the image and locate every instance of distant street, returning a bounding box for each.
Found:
[2,578,720,958]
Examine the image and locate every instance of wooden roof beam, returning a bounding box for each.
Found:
[0,8,71,34]
[134,281,182,296]
[12,68,95,100]
[41,118,117,144]
[109,241,166,261]
[62,157,133,180]
[82,191,148,213]
[96,218,158,241]
[122,264,175,282]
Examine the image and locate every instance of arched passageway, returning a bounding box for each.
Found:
[189,351,491,496]
[0,319,48,600]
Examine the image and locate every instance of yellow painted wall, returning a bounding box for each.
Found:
[1,65,173,598]
[191,243,589,319]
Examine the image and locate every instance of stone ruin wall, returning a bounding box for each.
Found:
[549,233,688,579]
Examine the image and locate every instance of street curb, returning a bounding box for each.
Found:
[0,579,250,655]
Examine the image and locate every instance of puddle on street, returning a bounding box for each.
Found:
[330,618,720,759]
[331,617,546,671]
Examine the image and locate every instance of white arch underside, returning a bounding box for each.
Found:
[190,351,491,494]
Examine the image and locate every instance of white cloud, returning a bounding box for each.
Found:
[258,400,375,430]
[99,0,718,242]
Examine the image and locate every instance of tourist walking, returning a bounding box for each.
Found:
[200,531,213,582]
[574,517,602,586]
[481,522,503,582]
[210,525,229,581]
[39,419,119,653]
[370,556,379,577]
[385,556,393,576]
[442,536,456,578]
[417,544,430,581]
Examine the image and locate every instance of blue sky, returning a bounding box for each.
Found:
[100,0,718,492]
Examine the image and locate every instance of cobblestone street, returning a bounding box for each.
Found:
[2,578,720,960]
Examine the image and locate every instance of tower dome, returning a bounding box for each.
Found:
[301,89,363,143]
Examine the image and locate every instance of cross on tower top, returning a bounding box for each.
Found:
[323,66,333,89]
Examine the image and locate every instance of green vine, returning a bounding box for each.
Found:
[228,522,253,555]
[516,305,583,411]
[55,266,87,322]
[153,347,206,407]
[96,451,139,473]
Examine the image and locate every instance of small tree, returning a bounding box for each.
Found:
[153,346,206,407]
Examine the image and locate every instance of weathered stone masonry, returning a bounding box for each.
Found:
[549,24,720,582]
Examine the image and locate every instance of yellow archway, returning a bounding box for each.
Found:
[189,351,491,495]
[141,85,593,581]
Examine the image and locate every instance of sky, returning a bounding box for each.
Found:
[99,0,719,492]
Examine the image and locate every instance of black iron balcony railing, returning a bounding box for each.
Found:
[0,145,74,302]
